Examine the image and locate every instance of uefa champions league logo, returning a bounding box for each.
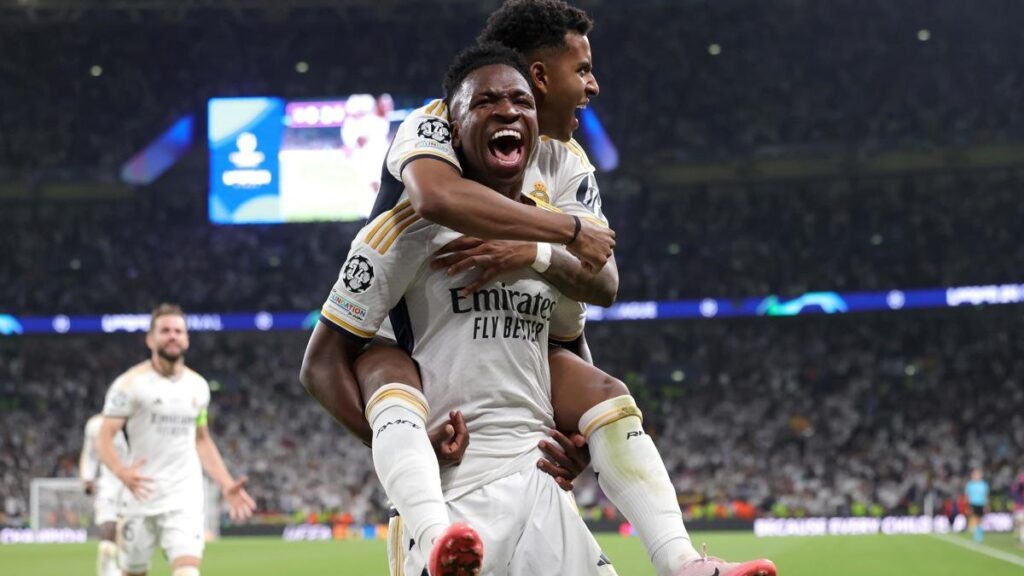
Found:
[417,119,451,144]
[342,255,375,294]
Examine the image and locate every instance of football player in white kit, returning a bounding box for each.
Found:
[310,46,610,575]
[96,304,256,576]
[302,2,776,576]
[81,413,129,576]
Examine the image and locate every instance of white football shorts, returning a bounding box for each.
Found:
[93,476,122,525]
[388,464,617,576]
[117,507,205,572]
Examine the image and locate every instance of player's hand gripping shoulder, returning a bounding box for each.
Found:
[568,217,616,273]
[537,429,591,491]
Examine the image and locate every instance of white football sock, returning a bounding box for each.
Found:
[581,395,700,576]
[171,567,200,576]
[366,383,449,560]
[97,540,119,576]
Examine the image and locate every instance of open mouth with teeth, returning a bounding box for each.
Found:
[487,128,525,169]
[573,103,587,131]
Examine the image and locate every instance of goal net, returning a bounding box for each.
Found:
[29,478,93,534]
[30,477,222,539]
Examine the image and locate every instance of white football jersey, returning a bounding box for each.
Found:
[102,361,210,516]
[320,101,608,498]
[372,99,608,342]
[80,414,128,489]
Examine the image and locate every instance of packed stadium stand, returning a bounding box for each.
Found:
[2,0,1022,531]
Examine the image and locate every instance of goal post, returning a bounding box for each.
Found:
[29,478,92,533]
[30,477,222,539]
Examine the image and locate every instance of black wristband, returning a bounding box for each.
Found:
[568,215,581,245]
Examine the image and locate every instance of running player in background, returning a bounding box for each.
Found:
[81,414,128,576]
[1010,468,1024,545]
[965,468,989,542]
[97,304,256,576]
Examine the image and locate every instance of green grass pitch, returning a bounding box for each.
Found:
[2,531,1022,575]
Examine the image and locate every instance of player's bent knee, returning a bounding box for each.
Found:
[594,376,630,402]
[98,521,117,542]
[365,383,431,424]
[170,555,201,576]
[579,395,643,439]
[354,343,423,398]
[98,539,118,555]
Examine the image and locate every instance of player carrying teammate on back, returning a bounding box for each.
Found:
[97,304,256,576]
[303,31,776,576]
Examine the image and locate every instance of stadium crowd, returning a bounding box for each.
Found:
[1,308,1020,525]
[2,0,1024,174]
[2,0,1022,532]
[3,168,1024,316]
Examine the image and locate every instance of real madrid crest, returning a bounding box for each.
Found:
[529,181,550,204]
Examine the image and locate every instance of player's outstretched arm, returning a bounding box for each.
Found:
[299,321,373,445]
[195,425,256,521]
[404,160,615,271]
[432,237,619,306]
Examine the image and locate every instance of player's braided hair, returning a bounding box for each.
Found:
[442,43,532,107]
[477,0,593,56]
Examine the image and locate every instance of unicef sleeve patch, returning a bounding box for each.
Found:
[342,255,375,294]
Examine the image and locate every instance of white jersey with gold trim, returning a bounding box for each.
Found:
[101,361,210,516]
[320,99,611,498]
[323,216,577,499]
[368,100,608,343]
[384,99,607,223]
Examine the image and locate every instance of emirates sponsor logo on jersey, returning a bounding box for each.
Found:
[149,413,196,437]
[450,284,554,343]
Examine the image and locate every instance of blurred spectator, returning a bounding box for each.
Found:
[2,308,1021,522]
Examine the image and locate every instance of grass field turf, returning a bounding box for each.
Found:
[2,531,1022,576]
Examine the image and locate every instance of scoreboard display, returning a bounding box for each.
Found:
[208,95,406,224]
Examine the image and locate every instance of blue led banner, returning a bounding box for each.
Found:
[2,283,1022,336]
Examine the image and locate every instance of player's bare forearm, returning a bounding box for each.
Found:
[404,159,576,243]
[299,322,373,445]
[541,249,618,307]
[195,425,235,489]
[96,417,127,477]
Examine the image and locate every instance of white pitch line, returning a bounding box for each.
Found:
[930,534,1024,568]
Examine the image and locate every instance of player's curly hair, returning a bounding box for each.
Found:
[477,0,593,56]
[442,43,531,106]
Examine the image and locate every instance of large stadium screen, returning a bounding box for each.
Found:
[208,95,408,224]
